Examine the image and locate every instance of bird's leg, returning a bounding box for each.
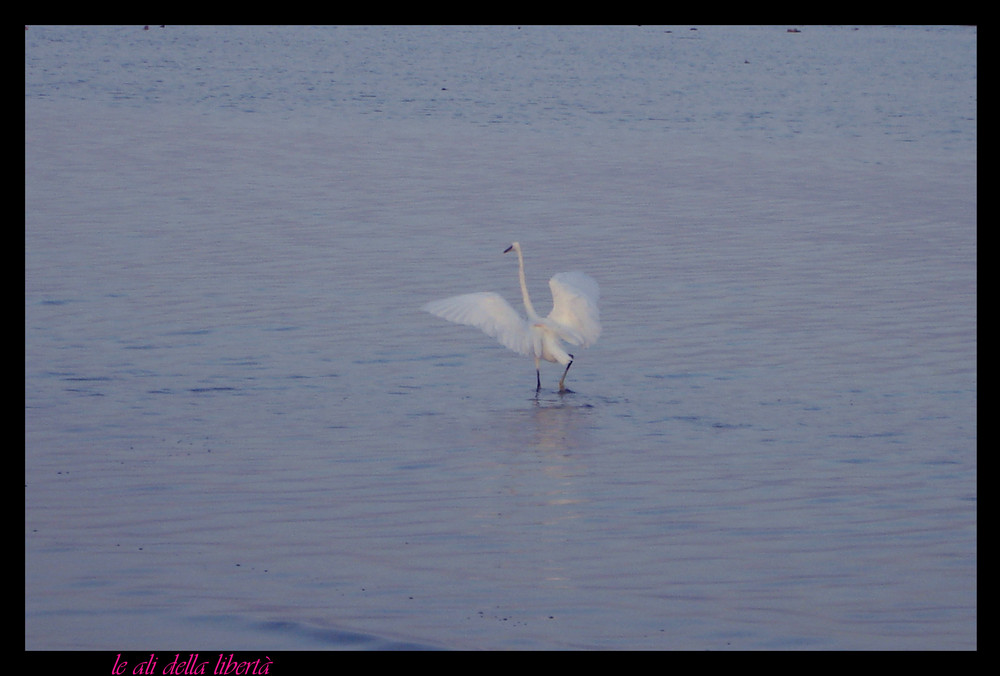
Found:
[558,356,574,393]
[535,369,541,392]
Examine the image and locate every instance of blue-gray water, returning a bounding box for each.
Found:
[25,25,976,650]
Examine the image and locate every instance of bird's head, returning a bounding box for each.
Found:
[504,242,520,254]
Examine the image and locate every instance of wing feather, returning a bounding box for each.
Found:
[547,271,601,347]
[423,292,534,356]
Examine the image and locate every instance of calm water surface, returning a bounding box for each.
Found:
[25,25,975,649]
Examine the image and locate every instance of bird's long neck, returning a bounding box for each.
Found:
[515,246,539,319]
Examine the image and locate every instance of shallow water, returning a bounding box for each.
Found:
[26,25,975,649]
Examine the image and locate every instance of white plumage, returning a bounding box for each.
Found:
[423,242,600,392]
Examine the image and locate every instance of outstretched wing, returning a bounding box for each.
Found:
[423,292,534,356]
[547,271,601,347]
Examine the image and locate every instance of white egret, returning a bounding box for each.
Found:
[423,242,600,393]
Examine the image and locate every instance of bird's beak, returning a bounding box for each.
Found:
[503,245,514,254]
